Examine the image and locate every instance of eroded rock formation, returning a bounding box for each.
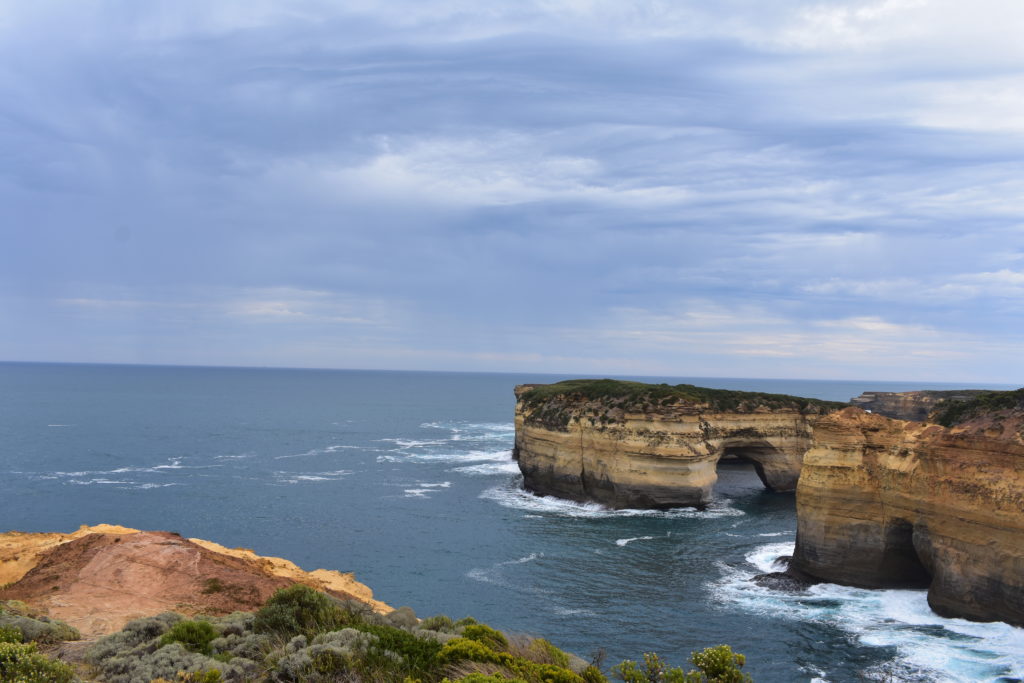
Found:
[514,380,842,509]
[791,406,1024,626]
[0,524,391,636]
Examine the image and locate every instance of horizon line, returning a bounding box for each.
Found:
[0,358,1016,389]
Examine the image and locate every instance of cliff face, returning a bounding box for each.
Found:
[514,381,840,509]
[0,525,391,636]
[791,407,1024,626]
[849,390,986,421]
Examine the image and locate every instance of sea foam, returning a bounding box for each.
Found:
[713,542,1024,682]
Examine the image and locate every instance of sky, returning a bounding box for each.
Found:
[1,1,1023,382]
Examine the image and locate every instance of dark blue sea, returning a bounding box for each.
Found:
[1,362,1021,682]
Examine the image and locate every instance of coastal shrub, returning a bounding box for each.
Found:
[931,388,1024,427]
[0,640,76,682]
[611,647,751,683]
[210,631,271,661]
[437,637,590,683]
[382,605,419,629]
[90,641,233,683]
[462,624,509,652]
[152,672,224,683]
[87,612,182,664]
[420,614,456,632]
[687,645,750,683]
[0,605,80,644]
[356,622,443,679]
[160,620,218,656]
[0,626,22,643]
[253,584,353,639]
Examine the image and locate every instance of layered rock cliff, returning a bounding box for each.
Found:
[791,398,1024,626]
[848,389,986,421]
[0,524,391,636]
[514,379,844,509]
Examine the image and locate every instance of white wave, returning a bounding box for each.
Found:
[275,449,322,459]
[552,606,597,617]
[380,448,512,466]
[467,553,543,587]
[124,483,180,489]
[153,459,184,469]
[616,536,655,547]
[68,478,132,486]
[714,542,1024,682]
[417,481,452,488]
[378,438,449,448]
[480,485,744,519]
[274,469,351,484]
[47,424,72,427]
[421,420,514,433]
[757,532,791,537]
[215,453,255,460]
[404,488,432,497]
[452,461,521,476]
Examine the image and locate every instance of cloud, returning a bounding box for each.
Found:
[1,1,1023,382]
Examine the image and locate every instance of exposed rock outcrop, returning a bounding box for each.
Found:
[0,525,391,636]
[791,406,1024,626]
[514,380,843,509]
[849,389,986,421]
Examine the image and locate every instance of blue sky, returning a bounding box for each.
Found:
[2,1,1023,382]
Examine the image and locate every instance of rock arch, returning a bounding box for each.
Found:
[717,439,803,493]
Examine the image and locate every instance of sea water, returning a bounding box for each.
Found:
[0,362,1020,682]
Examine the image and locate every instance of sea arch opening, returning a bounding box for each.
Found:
[715,439,797,493]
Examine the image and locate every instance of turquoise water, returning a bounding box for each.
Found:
[1,362,1021,682]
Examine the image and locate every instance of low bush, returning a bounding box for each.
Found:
[253,585,353,639]
[160,620,219,656]
[0,640,76,682]
[0,602,80,644]
[612,646,751,683]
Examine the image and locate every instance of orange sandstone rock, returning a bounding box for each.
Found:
[0,526,391,637]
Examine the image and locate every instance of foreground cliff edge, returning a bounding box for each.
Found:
[0,525,752,682]
[514,379,844,509]
[0,524,390,637]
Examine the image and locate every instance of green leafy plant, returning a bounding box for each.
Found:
[160,620,219,656]
[612,647,751,683]
[253,584,353,638]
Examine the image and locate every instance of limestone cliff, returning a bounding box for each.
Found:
[0,525,391,636]
[791,404,1024,626]
[514,380,843,509]
[849,389,986,421]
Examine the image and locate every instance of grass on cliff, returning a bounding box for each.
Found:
[931,387,1024,427]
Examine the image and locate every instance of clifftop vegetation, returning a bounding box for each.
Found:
[2,588,753,682]
[931,388,1024,427]
[518,379,845,431]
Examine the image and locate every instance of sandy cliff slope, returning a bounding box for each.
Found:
[0,524,390,637]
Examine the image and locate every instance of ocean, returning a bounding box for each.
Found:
[1,362,1021,682]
